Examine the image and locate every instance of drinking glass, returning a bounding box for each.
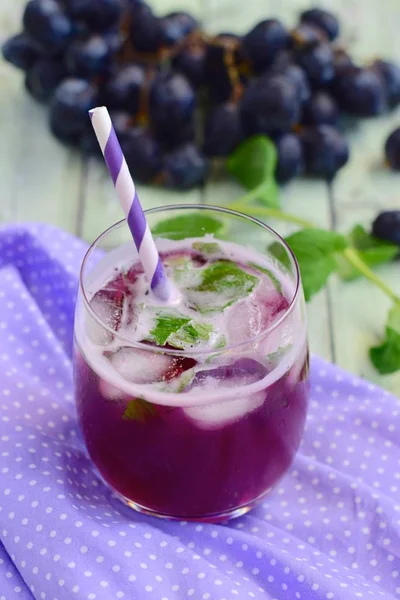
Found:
[74,205,309,522]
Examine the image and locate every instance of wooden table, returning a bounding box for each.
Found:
[1,0,399,394]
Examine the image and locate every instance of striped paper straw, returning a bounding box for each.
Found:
[89,106,172,303]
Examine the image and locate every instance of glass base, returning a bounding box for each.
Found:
[112,489,270,523]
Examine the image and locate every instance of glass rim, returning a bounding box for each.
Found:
[79,204,301,356]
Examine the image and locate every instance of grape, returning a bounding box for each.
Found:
[302,91,339,126]
[25,58,66,102]
[242,19,289,73]
[333,66,386,116]
[204,33,244,103]
[269,60,310,104]
[274,132,304,184]
[385,127,400,170]
[300,8,340,41]
[269,50,293,70]
[103,30,126,54]
[372,211,400,245]
[203,103,243,157]
[370,60,400,107]
[2,33,42,71]
[49,78,98,142]
[301,125,349,180]
[290,24,326,52]
[121,126,162,183]
[163,143,208,189]
[172,44,205,87]
[129,2,161,53]
[296,42,335,87]
[149,71,196,143]
[159,12,198,47]
[80,127,102,156]
[65,35,113,78]
[285,64,311,104]
[81,110,133,156]
[332,47,354,75]
[23,0,74,56]
[110,111,134,144]
[62,0,123,33]
[240,74,300,136]
[102,65,146,115]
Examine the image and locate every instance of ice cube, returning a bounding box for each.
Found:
[183,359,267,428]
[224,276,289,346]
[192,358,267,386]
[98,378,128,401]
[91,287,124,332]
[183,390,266,429]
[107,347,196,385]
[225,299,263,344]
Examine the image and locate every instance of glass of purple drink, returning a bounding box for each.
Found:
[74,205,309,522]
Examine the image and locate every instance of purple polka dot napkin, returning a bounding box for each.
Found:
[0,223,399,600]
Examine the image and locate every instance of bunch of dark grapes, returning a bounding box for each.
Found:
[3,2,400,189]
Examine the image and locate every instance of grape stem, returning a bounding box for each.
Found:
[226,199,400,305]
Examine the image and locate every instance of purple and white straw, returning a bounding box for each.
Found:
[89,106,172,303]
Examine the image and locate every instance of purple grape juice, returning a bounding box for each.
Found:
[74,236,309,520]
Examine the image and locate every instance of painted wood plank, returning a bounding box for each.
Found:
[0,0,83,232]
[201,0,334,363]
[80,0,204,244]
[80,159,203,243]
[325,0,400,393]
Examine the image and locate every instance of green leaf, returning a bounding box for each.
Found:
[227,135,280,208]
[369,304,400,375]
[192,241,220,254]
[227,135,276,190]
[268,242,292,271]
[149,311,214,349]
[249,262,282,293]
[284,229,348,301]
[123,398,158,422]
[164,254,191,268]
[150,313,191,345]
[152,214,223,241]
[168,321,213,349]
[337,225,398,281]
[188,260,259,312]
[266,345,293,369]
[168,368,196,393]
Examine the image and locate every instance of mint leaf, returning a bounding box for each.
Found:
[152,214,223,241]
[150,313,191,345]
[266,345,291,364]
[123,398,158,422]
[188,260,259,312]
[284,229,348,301]
[192,241,220,254]
[228,135,276,189]
[337,225,398,281]
[215,335,227,349]
[268,242,292,271]
[227,135,280,208]
[164,254,192,268]
[168,321,213,349]
[249,262,282,293]
[369,304,400,374]
[166,368,196,393]
[149,311,214,349]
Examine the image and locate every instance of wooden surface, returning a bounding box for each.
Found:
[1,0,399,394]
